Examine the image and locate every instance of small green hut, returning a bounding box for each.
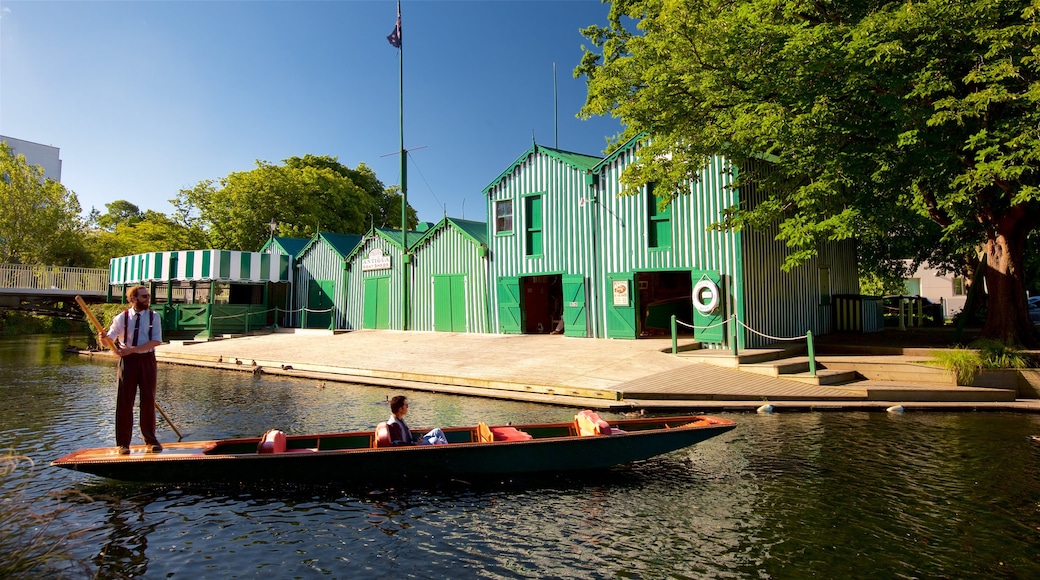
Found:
[409,217,491,333]
[293,232,362,329]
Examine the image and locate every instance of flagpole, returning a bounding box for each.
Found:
[389,0,409,331]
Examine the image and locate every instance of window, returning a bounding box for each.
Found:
[525,194,543,256]
[952,277,966,296]
[647,183,671,248]
[495,200,513,234]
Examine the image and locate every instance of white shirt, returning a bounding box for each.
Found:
[106,308,163,351]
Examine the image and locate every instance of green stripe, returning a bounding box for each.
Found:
[240,252,251,279]
[186,252,196,278]
[260,254,271,280]
[219,251,230,278]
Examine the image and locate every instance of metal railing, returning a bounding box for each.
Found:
[0,263,108,293]
[671,314,817,377]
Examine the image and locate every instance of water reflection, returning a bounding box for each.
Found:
[4,337,1040,578]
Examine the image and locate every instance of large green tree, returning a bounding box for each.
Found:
[0,142,88,266]
[85,202,208,266]
[174,155,414,251]
[577,0,1040,345]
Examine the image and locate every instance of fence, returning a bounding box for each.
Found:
[0,263,109,293]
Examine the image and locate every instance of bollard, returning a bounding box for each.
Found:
[731,314,739,357]
[272,307,280,330]
[671,315,677,354]
[807,330,816,377]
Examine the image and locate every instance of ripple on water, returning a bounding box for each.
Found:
[5,338,1040,578]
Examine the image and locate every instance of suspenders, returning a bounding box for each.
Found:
[122,309,155,347]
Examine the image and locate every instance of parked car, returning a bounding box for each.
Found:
[882,295,944,326]
[1029,296,1040,324]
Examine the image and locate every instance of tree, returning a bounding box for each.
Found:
[577,0,1040,346]
[174,155,413,251]
[0,142,88,265]
[85,209,209,267]
[95,200,143,232]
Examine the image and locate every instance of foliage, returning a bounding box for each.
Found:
[0,454,90,579]
[931,348,985,385]
[0,313,87,337]
[0,142,89,266]
[94,200,143,232]
[85,208,208,267]
[576,0,1040,345]
[931,339,1034,384]
[173,155,415,251]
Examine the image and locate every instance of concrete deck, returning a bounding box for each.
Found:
[91,329,1038,413]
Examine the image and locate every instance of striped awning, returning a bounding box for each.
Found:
[109,250,291,285]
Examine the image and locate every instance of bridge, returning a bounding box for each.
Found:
[0,263,109,318]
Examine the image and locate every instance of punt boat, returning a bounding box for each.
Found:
[51,412,736,484]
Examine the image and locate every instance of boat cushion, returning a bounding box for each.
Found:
[477,422,494,443]
[575,410,612,436]
[257,429,287,454]
[373,422,393,448]
[491,426,533,441]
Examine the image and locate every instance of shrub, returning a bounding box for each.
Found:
[931,340,1035,385]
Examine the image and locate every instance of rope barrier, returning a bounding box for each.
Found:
[670,313,817,377]
[732,317,807,342]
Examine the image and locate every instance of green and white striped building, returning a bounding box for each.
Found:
[409,217,491,333]
[484,137,860,347]
[294,232,362,329]
[108,249,292,338]
[343,227,419,330]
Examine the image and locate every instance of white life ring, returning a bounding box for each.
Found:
[692,279,720,314]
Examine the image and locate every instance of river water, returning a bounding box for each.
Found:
[3,336,1040,579]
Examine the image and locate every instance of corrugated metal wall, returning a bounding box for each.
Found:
[595,149,742,340]
[738,161,860,347]
[411,224,490,333]
[486,153,598,333]
[344,234,407,330]
[293,241,348,329]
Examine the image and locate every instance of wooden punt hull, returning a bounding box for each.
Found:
[51,416,736,484]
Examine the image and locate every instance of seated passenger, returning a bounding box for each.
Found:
[387,395,447,445]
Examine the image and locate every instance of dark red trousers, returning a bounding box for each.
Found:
[115,352,159,447]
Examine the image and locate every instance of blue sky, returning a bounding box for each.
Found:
[0,0,623,226]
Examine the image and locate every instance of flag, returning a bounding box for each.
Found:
[386,2,402,48]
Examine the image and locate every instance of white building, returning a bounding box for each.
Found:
[1,135,62,182]
[904,261,968,318]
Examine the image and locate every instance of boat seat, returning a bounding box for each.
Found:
[490,426,533,441]
[574,410,617,436]
[257,429,287,454]
[373,422,393,448]
[476,422,494,443]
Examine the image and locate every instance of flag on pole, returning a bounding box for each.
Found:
[387,2,402,48]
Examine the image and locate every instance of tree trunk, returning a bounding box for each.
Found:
[980,224,1038,347]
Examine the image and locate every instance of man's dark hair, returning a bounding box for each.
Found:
[390,395,408,414]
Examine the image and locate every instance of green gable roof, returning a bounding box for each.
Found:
[592,132,648,173]
[376,227,422,249]
[299,231,363,260]
[412,216,488,249]
[483,144,603,194]
[259,236,310,258]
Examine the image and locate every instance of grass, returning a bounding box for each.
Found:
[930,339,1035,385]
[0,454,91,579]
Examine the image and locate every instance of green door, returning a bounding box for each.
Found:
[306,279,335,329]
[691,270,724,343]
[497,276,522,334]
[434,275,467,332]
[562,275,587,337]
[606,273,636,339]
[363,276,391,329]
